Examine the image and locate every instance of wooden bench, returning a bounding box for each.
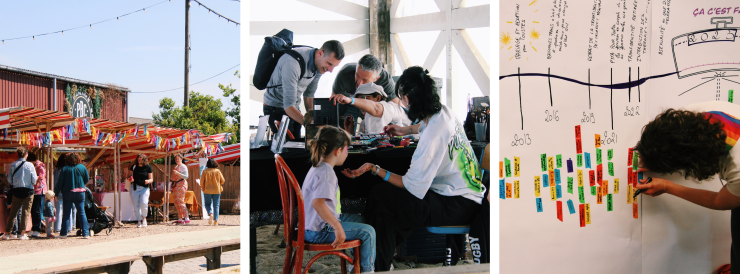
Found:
[141,238,240,274]
[20,255,141,274]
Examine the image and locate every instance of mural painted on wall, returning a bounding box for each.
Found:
[64,83,105,119]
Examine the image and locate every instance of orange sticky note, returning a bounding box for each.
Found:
[603,181,609,195]
[549,169,555,186]
[595,134,601,148]
[633,202,639,219]
[506,183,512,198]
[597,187,603,204]
[499,161,504,178]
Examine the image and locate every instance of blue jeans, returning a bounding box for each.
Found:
[55,197,76,232]
[61,192,88,237]
[305,213,376,273]
[203,193,221,221]
[130,186,150,221]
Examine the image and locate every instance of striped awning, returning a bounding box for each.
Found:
[185,143,240,167]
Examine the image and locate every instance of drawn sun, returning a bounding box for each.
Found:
[500,31,512,48]
[530,28,540,40]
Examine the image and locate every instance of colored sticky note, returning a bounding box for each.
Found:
[638,172,644,182]
[549,169,555,186]
[514,157,520,177]
[586,204,591,224]
[577,170,584,187]
[543,174,549,187]
[607,194,613,211]
[556,154,563,168]
[557,201,563,222]
[579,204,586,227]
[578,186,585,204]
[589,170,595,186]
[591,186,597,196]
[548,157,554,170]
[628,148,634,165]
[632,170,638,186]
[585,152,591,168]
[504,158,512,177]
[550,184,557,201]
[506,183,512,198]
[541,154,547,172]
[577,154,583,167]
[633,202,639,219]
[628,168,634,186]
[499,161,504,178]
[614,178,620,194]
[597,187,603,204]
[500,179,506,199]
[567,199,576,214]
[576,138,583,154]
[536,198,543,212]
[567,159,573,173]
[608,162,614,176]
[730,89,735,103]
[514,180,520,199]
[556,184,562,199]
[596,164,603,183]
[555,169,561,185]
[575,125,582,139]
[596,148,602,165]
[603,181,609,195]
[534,176,541,197]
[632,151,639,171]
[595,134,601,148]
[567,177,574,194]
[608,149,614,160]
[627,184,633,204]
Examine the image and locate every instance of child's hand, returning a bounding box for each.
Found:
[341,163,374,178]
[332,224,346,248]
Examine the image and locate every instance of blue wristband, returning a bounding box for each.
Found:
[383,170,391,181]
[350,97,355,105]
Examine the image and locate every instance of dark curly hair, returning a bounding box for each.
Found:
[635,108,727,181]
[395,66,442,122]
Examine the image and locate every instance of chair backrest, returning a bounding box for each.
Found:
[274,154,306,247]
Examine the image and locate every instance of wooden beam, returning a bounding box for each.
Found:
[434,0,446,10]
[249,84,264,103]
[451,29,490,95]
[121,149,167,155]
[452,0,466,9]
[390,33,411,70]
[86,148,108,170]
[342,34,370,57]
[295,0,369,20]
[370,0,392,75]
[451,5,490,29]
[250,20,368,36]
[390,0,403,19]
[423,30,448,71]
[390,11,446,33]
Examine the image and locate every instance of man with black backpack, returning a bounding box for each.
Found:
[261,40,345,138]
[1,147,38,240]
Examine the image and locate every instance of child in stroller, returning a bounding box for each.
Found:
[75,188,114,236]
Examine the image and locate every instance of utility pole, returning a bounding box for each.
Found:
[184,0,191,107]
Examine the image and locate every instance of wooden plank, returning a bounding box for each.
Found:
[121,149,167,154]
[24,256,140,274]
[451,29,490,95]
[434,0,447,10]
[143,256,164,274]
[86,148,108,170]
[390,11,446,33]
[423,30,448,70]
[205,246,223,271]
[250,20,368,36]
[342,34,370,57]
[379,0,393,75]
[370,0,380,59]
[249,84,264,103]
[451,5,490,29]
[295,0,369,20]
[453,0,467,9]
[390,0,403,19]
[144,239,241,258]
[390,33,411,70]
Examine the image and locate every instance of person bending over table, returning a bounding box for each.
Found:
[330,82,412,135]
[341,66,486,271]
[128,154,153,228]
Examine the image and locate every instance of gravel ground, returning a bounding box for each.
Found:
[0,214,241,257]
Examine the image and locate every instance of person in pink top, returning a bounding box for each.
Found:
[28,152,47,238]
[171,154,190,224]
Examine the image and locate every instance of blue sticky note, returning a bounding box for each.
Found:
[567,199,576,214]
[500,179,506,199]
[536,198,543,212]
[555,169,561,185]
[556,184,562,199]
[638,172,644,182]
[567,159,573,173]
[585,152,592,169]
[543,174,549,187]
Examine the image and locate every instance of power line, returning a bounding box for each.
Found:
[191,0,240,26]
[130,64,239,93]
[2,1,171,44]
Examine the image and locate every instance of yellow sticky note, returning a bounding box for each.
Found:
[548,156,554,170]
[550,184,557,201]
[585,204,591,224]
[627,184,633,204]
[535,176,541,197]
[514,157,520,177]
[614,178,620,194]
[577,170,584,187]
[514,180,520,199]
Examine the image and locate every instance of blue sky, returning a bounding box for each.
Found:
[0,0,240,120]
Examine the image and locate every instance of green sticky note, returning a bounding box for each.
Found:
[567,177,574,194]
[577,154,583,167]
[505,158,512,177]
[632,151,639,171]
[596,148,602,165]
[608,162,614,176]
[591,186,597,196]
[730,90,734,103]
[541,154,547,172]
[608,149,613,160]
[607,194,613,211]
[578,186,585,203]
[556,154,563,168]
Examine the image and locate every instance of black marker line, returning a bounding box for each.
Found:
[499,71,678,89]
[638,67,641,102]
[588,69,591,109]
[611,68,614,130]
[549,67,553,107]
[722,78,740,85]
[519,67,523,130]
[628,67,631,102]
[678,78,715,96]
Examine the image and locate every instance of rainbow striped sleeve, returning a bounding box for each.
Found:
[705,111,740,152]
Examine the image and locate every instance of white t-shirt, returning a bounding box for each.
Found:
[362,101,412,134]
[402,105,486,203]
[301,162,341,232]
[685,101,740,197]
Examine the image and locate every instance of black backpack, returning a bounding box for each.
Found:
[252,29,313,90]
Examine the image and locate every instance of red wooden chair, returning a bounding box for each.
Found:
[274,154,361,274]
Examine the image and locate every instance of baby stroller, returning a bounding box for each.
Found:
[75,188,114,236]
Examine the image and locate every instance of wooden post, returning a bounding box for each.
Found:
[370,0,393,75]
[165,152,170,221]
[205,246,223,270]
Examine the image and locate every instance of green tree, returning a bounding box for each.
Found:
[152,92,236,143]
[221,70,240,143]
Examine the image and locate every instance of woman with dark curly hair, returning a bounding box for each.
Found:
[341,66,486,271]
[635,101,740,272]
